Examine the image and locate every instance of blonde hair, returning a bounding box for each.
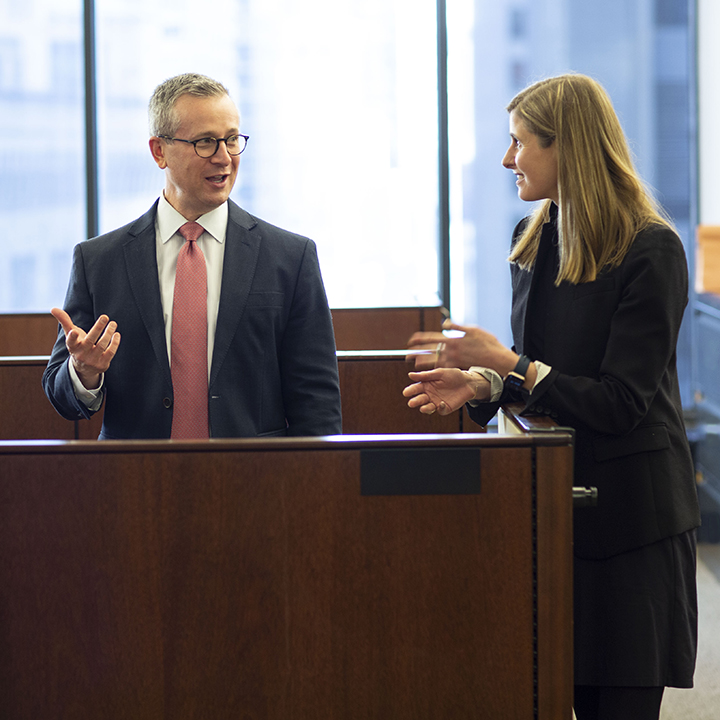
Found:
[507,74,672,284]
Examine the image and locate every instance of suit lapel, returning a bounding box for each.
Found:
[511,265,532,353]
[515,207,559,355]
[122,202,172,386]
[210,201,261,387]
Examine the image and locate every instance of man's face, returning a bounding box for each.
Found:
[150,93,241,221]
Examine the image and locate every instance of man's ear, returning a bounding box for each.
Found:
[149,137,167,169]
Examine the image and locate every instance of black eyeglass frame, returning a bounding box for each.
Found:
[157,133,250,157]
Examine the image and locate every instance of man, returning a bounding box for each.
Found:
[43,73,342,439]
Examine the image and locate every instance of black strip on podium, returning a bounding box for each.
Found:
[360,448,481,496]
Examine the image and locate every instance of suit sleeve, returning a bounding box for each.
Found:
[279,239,342,435]
[520,227,688,436]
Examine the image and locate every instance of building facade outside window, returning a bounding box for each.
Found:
[447,0,693,403]
[0,0,695,414]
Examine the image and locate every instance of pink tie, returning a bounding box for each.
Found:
[170,221,209,439]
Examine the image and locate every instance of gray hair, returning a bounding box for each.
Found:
[148,73,230,137]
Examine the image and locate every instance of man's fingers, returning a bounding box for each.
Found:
[95,320,119,350]
[65,328,81,349]
[104,332,122,357]
[53,308,121,367]
[86,315,112,346]
[51,307,75,335]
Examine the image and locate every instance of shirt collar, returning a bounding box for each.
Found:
[157,193,228,244]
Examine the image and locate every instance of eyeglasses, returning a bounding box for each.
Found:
[158,133,249,158]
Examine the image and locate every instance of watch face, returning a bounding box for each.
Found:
[505,371,525,392]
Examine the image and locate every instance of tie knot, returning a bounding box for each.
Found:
[179,221,204,244]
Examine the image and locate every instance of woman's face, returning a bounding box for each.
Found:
[502,111,559,204]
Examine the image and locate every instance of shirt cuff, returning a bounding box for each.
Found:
[467,366,504,404]
[532,361,552,391]
[468,360,553,404]
[68,359,105,411]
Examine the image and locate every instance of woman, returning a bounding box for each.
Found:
[404,74,700,720]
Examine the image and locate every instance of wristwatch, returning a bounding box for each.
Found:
[504,355,531,393]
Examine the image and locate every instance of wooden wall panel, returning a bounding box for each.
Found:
[0,308,445,357]
[331,307,444,350]
[338,351,477,434]
[0,313,58,356]
[0,358,75,440]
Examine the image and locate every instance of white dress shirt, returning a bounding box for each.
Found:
[70,194,228,408]
[155,194,227,369]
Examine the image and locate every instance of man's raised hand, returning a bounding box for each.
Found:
[51,308,121,389]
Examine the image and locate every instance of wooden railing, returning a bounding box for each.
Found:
[0,307,446,356]
[1,350,478,440]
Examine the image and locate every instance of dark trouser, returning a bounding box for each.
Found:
[574,685,665,720]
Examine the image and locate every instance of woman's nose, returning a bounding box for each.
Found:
[502,147,515,168]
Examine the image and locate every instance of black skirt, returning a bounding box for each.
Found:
[573,529,698,687]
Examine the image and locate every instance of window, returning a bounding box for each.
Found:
[0,0,84,312]
[446,0,694,401]
[95,0,440,309]
[0,0,695,361]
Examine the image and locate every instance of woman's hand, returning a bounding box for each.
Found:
[405,330,450,370]
[407,320,517,375]
[402,368,489,415]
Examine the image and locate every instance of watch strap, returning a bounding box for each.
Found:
[509,354,531,380]
[504,354,531,392]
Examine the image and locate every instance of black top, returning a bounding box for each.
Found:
[469,206,700,559]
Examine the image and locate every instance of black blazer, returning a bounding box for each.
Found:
[43,200,342,439]
[469,208,700,559]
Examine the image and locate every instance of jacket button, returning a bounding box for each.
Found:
[163,397,172,409]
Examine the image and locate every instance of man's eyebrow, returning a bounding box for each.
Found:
[191,129,241,139]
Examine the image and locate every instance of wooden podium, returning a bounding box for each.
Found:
[0,427,573,719]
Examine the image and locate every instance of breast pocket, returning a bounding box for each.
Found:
[239,292,287,349]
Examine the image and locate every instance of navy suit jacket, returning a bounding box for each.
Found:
[469,208,700,559]
[43,200,342,439]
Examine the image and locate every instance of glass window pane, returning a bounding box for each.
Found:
[0,0,84,312]
[447,0,693,372]
[96,0,440,309]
